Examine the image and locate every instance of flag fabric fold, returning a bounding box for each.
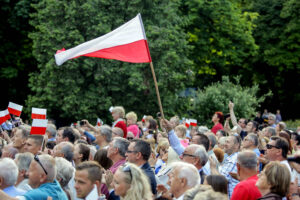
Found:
[8,102,23,116]
[0,110,11,124]
[31,108,47,119]
[55,13,151,65]
[31,119,48,135]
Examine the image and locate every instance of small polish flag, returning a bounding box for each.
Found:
[8,102,23,117]
[31,108,47,119]
[185,119,190,128]
[109,106,114,113]
[30,119,48,135]
[190,119,197,127]
[142,115,147,122]
[0,110,11,125]
[55,13,151,66]
[96,118,103,127]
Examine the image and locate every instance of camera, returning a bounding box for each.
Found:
[80,120,86,126]
[224,113,230,119]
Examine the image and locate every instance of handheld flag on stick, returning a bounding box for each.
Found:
[8,102,23,116]
[55,13,165,118]
[31,119,48,135]
[0,110,11,124]
[31,108,47,119]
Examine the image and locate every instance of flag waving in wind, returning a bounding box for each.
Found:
[55,13,151,65]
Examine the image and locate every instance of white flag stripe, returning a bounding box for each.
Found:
[32,108,47,115]
[8,102,23,111]
[190,119,197,123]
[0,110,9,117]
[32,119,48,127]
[55,14,145,66]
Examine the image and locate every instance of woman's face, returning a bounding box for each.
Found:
[112,112,120,121]
[127,118,134,126]
[112,170,130,197]
[256,171,270,191]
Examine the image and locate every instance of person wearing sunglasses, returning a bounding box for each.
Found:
[0,154,68,200]
[112,163,152,200]
[265,136,293,177]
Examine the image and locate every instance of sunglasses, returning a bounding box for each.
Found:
[266,144,280,150]
[34,155,48,175]
[122,164,132,179]
[182,153,197,158]
[126,150,138,154]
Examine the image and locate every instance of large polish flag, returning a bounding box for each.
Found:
[8,102,23,116]
[31,119,48,135]
[31,108,47,119]
[0,110,11,124]
[55,13,151,66]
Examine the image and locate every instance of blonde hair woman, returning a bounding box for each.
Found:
[112,163,152,200]
[126,111,140,138]
[111,106,127,138]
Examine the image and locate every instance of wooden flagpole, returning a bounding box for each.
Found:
[149,61,165,119]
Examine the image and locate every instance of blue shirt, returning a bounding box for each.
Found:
[3,186,25,197]
[22,180,68,200]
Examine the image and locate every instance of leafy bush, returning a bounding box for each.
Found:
[284,120,300,131]
[189,76,272,127]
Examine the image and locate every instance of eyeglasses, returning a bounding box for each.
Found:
[182,153,196,158]
[122,164,132,179]
[126,150,138,154]
[266,144,280,150]
[127,137,134,140]
[34,155,48,175]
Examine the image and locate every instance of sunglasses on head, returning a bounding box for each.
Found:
[34,155,48,175]
[122,164,132,179]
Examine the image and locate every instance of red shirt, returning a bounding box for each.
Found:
[211,122,224,134]
[115,120,127,138]
[231,175,262,200]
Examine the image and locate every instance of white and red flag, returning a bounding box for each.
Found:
[96,118,103,127]
[142,115,147,123]
[8,102,23,116]
[31,108,47,119]
[30,119,48,135]
[0,109,11,124]
[190,119,197,127]
[55,13,151,66]
[185,119,190,128]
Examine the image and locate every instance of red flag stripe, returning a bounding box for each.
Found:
[7,108,22,117]
[30,127,47,135]
[31,113,46,119]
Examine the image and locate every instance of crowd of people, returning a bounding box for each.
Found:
[0,103,299,200]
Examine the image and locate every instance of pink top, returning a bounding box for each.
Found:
[211,123,224,134]
[109,159,126,174]
[127,124,140,138]
[180,139,189,147]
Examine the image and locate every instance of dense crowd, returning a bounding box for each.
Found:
[0,103,300,200]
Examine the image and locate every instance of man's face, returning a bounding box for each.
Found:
[191,135,200,145]
[24,138,40,155]
[167,167,183,196]
[74,170,94,199]
[268,117,275,125]
[107,141,117,159]
[238,119,246,129]
[94,131,104,144]
[56,130,64,144]
[246,122,254,133]
[266,140,280,161]
[242,136,252,149]
[13,129,25,149]
[73,144,82,164]
[27,161,43,188]
[125,142,138,163]
[224,136,236,155]
[180,146,197,165]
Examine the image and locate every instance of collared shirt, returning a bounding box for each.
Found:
[219,152,239,198]
[3,186,25,197]
[16,179,32,192]
[109,159,126,174]
[85,185,105,200]
[231,174,261,200]
[175,194,185,200]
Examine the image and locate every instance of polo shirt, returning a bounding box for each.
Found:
[231,175,261,200]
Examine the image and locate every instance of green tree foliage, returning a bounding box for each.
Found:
[27,0,191,124]
[0,0,37,107]
[249,0,300,119]
[190,76,272,127]
[185,0,258,87]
